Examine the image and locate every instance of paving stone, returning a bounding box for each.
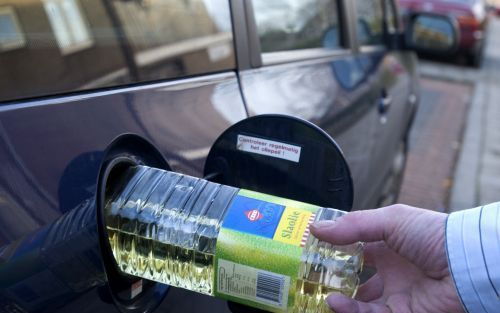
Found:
[399,78,472,211]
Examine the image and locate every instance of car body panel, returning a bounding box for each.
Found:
[0,73,246,313]
[366,49,414,202]
[0,72,246,240]
[240,50,414,210]
[240,55,381,210]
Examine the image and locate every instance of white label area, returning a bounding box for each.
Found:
[237,135,302,163]
[217,259,290,310]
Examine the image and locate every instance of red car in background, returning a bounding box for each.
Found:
[399,0,488,66]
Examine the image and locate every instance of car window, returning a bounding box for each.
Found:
[252,0,341,53]
[0,0,235,103]
[355,0,384,46]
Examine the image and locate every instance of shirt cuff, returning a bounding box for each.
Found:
[446,202,500,313]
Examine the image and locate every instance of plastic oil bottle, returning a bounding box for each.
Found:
[104,165,363,313]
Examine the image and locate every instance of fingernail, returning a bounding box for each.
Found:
[311,220,335,230]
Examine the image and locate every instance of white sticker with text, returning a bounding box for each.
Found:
[237,135,301,163]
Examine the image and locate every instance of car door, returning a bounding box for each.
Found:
[354,0,416,205]
[0,0,245,312]
[236,0,383,210]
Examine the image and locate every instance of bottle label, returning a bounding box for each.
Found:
[214,189,320,312]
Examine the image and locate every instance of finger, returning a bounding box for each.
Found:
[363,242,387,266]
[356,274,384,302]
[310,206,411,245]
[326,294,391,313]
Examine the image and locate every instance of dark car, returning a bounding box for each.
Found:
[399,0,488,66]
[0,1,452,312]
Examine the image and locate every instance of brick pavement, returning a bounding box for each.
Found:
[398,78,472,212]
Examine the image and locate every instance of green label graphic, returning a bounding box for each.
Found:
[214,189,319,312]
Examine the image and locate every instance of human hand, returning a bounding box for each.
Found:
[310,205,464,313]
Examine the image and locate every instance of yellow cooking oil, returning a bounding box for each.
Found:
[106,222,217,294]
[292,233,361,313]
[104,165,363,312]
[294,280,337,313]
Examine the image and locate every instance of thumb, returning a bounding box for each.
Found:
[310,206,402,245]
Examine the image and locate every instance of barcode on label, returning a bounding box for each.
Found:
[217,259,290,310]
[256,271,285,306]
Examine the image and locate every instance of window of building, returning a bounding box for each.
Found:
[355,0,384,46]
[43,0,93,54]
[252,0,341,54]
[0,7,26,52]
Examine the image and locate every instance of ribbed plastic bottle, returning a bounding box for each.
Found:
[104,165,363,313]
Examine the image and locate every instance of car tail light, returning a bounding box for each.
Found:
[456,15,481,28]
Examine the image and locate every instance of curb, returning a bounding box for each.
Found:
[449,83,484,211]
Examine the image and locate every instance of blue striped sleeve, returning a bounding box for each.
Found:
[446,202,500,313]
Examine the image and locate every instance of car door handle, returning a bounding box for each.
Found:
[378,93,392,115]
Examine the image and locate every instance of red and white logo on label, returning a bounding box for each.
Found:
[245,209,263,222]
